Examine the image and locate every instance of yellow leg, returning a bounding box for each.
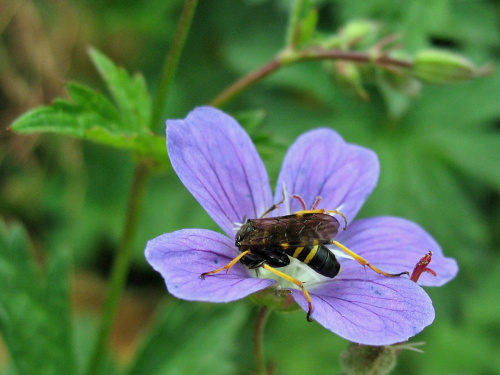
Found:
[262,264,314,322]
[294,209,348,230]
[331,241,409,277]
[200,250,251,279]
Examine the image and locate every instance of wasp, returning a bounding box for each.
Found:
[200,195,408,321]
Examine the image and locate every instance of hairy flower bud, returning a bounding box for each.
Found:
[325,61,369,100]
[340,344,397,375]
[340,20,380,48]
[413,49,477,84]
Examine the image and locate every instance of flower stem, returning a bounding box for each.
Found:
[296,46,413,67]
[210,58,282,108]
[254,306,272,375]
[209,47,412,108]
[85,162,151,375]
[151,0,199,129]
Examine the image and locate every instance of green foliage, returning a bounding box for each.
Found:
[126,302,250,375]
[89,48,152,130]
[0,221,75,375]
[2,1,500,375]
[10,49,167,168]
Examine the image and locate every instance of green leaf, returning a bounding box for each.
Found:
[9,50,166,166]
[11,83,122,137]
[126,301,250,375]
[10,85,166,165]
[0,220,76,375]
[89,47,151,130]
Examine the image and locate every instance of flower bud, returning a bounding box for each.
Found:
[321,20,379,49]
[325,61,369,100]
[340,344,397,375]
[340,20,380,48]
[413,49,477,84]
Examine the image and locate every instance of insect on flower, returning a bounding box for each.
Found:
[200,194,409,321]
[146,106,459,345]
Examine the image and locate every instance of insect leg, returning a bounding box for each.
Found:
[200,250,251,279]
[330,241,409,277]
[259,192,286,218]
[262,264,314,322]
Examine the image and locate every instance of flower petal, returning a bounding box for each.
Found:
[167,107,273,237]
[336,216,458,286]
[290,269,435,345]
[275,128,379,223]
[145,229,275,302]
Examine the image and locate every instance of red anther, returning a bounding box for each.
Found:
[410,251,437,282]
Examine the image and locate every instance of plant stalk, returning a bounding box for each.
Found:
[209,47,412,108]
[254,306,272,375]
[151,0,199,129]
[85,162,151,375]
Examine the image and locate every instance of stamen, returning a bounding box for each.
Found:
[290,194,307,210]
[410,251,437,282]
[311,196,322,210]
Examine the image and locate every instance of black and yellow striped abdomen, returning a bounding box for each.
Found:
[286,244,340,278]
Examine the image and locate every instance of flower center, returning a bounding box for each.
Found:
[256,258,328,290]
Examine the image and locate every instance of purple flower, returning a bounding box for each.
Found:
[145,106,458,346]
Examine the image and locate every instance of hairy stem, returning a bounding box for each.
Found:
[209,47,412,108]
[151,0,199,129]
[85,162,151,375]
[254,306,272,375]
[210,58,282,108]
[296,46,413,67]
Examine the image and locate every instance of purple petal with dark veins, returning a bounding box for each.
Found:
[336,216,458,286]
[290,268,435,345]
[274,128,379,223]
[145,229,275,302]
[167,107,273,237]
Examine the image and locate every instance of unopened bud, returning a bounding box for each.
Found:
[325,61,369,100]
[340,20,380,48]
[322,20,379,49]
[413,49,477,84]
[340,344,397,375]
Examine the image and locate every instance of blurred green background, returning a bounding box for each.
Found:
[1,0,500,374]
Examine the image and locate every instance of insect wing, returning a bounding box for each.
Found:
[247,213,340,247]
[285,213,340,245]
[237,217,287,248]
